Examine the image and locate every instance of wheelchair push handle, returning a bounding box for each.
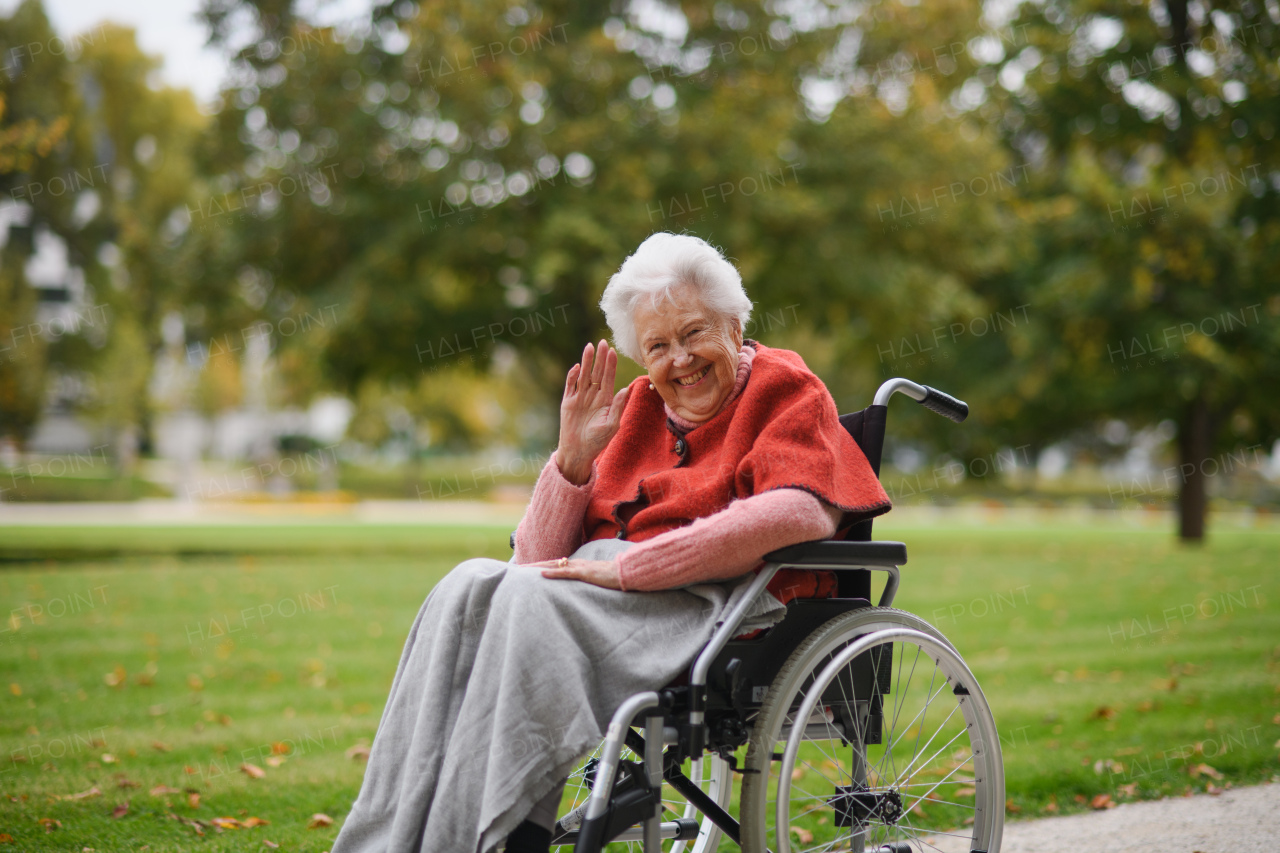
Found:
[872,378,969,423]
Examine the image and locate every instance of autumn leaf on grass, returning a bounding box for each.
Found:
[1005,798,1022,814]
[240,763,266,779]
[101,754,117,764]
[1087,706,1117,721]
[263,842,279,849]
[150,785,182,796]
[0,832,12,842]
[1189,763,1223,780]
[104,665,127,687]
[307,813,334,829]
[212,817,245,830]
[270,742,290,755]
[111,802,129,819]
[38,818,61,832]
[345,744,370,762]
[790,827,814,844]
[187,792,200,809]
[955,787,976,797]
[152,741,171,753]
[58,786,102,801]
[1089,794,1116,810]
[266,756,286,768]
[242,817,269,827]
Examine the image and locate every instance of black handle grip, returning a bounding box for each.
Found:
[919,385,969,423]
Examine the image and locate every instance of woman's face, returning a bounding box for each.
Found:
[633,285,743,423]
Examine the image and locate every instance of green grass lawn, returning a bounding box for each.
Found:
[0,518,1276,850]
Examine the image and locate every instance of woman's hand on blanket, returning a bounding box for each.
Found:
[534,558,623,589]
[555,339,631,485]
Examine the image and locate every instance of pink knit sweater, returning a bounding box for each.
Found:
[513,348,841,591]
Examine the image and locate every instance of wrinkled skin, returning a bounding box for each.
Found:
[542,285,743,588]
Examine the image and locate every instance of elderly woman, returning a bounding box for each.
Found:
[333,233,889,853]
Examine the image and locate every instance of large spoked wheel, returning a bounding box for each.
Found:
[740,608,1004,853]
[554,737,731,851]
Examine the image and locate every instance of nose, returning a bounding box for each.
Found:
[670,343,693,368]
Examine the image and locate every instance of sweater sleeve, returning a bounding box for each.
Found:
[615,488,841,592]
[512,455,596,564]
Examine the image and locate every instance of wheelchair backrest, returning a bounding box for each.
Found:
[837,404,888,544]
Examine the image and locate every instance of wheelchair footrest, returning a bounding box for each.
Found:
[550,817,699,846]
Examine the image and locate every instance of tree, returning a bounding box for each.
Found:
[967,0,1280,538]
[0,1,206,468]
[187,0,1024,457]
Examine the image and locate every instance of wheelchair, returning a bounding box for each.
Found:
[546,378,1003,853]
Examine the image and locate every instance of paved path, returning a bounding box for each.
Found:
[998,783,1279,853]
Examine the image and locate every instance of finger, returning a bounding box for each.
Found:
[605,385,631,433]
[602,344,618,390]
[578,342,595,394]
[590,339,608,387]
[564,364,581,395]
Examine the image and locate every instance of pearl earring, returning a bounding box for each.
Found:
[648,383,655,390]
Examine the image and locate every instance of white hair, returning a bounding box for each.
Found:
[600,232,753,362]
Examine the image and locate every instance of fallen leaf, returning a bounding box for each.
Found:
[212,817,244,829]
[116,776,140,789]
[266,756,286,768]
[7,684,19,697]
[790,766,805,782]
[38,818,61,832]
[1045,797,1059,814]
[103,665,127,687]
[152,741,171,753]
[240,763,265,779]
[790,827,814,843]
[0,833,13,842]
[1189,763,1223,780]
[187,792,201,809]
[111,802,129,819]
[1073,794,1087,804]
[59,786,103,801]
[955,786,976,797]
[242,817,269,827]
[263,842,279,849]
[307,813,334,829]
[1206,783,1223,795]
[101,753,117,764]
[149,785,181,796]
[1087,706,1117,721]
[1005,798,1022,814]
[1089,793,1116,810]
[270,742,290,755]
[345,744,370,762]
[187,674,204,691]
[1118,783,1138,797]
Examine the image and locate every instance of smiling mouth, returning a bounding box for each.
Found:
[673,365,711,387]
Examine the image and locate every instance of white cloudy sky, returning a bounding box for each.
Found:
[2,0,375,108]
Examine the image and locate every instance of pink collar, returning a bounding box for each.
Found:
[664,345,755,432]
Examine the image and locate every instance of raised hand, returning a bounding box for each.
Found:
[554,339,631,485]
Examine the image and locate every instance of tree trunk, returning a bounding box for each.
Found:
[1177,394,1211,541]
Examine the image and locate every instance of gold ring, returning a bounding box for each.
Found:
[556,557,569,568]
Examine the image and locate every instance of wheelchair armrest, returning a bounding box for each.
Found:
[764,540,907,569]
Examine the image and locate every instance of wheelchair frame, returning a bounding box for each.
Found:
[550,378,999,853]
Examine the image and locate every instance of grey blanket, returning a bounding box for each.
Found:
[332,538,784,853]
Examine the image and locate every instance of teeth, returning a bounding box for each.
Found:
[675,366,709,387]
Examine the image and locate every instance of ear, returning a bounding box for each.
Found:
[729,318,744,349]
